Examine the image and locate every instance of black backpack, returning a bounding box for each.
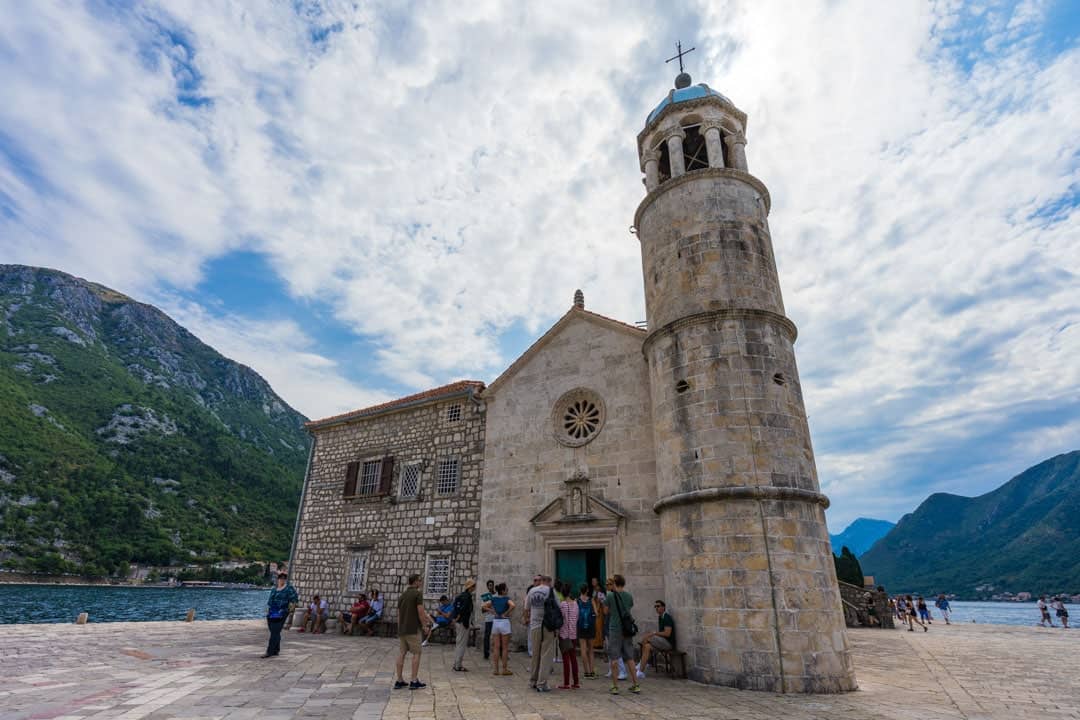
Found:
[542,589,564,632]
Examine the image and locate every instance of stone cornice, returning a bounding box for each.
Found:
[637,95,748,154]
[653,486,830,514]
[633,167,772,227]
[641,308,798,355]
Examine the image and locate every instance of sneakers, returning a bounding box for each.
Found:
[409,680,426,690]
[421,639,429,647]
[535,685,551,693]
[636,670,646,680]
[618,673,628,681]
[609,686,620,695]
[629,684,641,694]
[393,680,408,689]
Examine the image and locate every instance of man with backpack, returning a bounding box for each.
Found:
[605,574,640,694]
[524,574,558,692]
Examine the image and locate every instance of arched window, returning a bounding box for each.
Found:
[682,125,709,171]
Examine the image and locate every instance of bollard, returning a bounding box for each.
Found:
[76,612,88,625]
[185,609,195,622]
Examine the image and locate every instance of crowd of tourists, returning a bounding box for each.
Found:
[263,570,676,695]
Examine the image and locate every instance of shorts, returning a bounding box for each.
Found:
[398,632,421,654]
[1057,609,1069,618]
[607,633,635,662]
[648,635,672,651]
[491,618,511,635]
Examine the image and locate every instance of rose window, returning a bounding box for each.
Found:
[552,388,606,447]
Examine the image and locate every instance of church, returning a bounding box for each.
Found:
[290,68,856,694]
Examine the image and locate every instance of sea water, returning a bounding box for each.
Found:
[0,584,269,624]
[0,585,1066,626]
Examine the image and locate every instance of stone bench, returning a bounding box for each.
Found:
[648,648,687,679]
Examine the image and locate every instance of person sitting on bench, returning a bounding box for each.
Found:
[636,599,676,679]
[342,594,370,635]
[298,595,329,633]
[422,595,453,646]
[357,589,384,635]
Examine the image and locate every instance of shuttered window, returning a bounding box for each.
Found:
[343,462,359,497]
[360,460,381,495]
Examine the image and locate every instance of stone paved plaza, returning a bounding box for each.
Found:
[1,620,1077,720]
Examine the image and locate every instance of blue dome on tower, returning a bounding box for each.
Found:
[647,82,731,125]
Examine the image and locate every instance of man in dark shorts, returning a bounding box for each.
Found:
[394,574,434,690]
[636,599,675,680]
[605,574,640,694]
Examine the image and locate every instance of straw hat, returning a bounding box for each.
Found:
[464,578,477,590]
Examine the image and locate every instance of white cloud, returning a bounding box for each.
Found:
[1,1,1077,526]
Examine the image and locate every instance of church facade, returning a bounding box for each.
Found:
[291,72,856,693]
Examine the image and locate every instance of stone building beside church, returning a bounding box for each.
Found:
[291,71,856,694]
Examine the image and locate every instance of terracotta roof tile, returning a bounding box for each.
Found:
[306,380,485,429]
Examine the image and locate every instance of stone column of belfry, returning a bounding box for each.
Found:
[636,74,856,693]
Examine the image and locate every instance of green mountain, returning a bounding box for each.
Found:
[0,265,309,576]
[860,451,1080,597]
[829,517,895,557]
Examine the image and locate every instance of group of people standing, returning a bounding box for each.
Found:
[1037,595,1070,628]
[266,570,676,695]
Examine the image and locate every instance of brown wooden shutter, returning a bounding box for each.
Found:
[379,456,394,495]
[343,461,359,497]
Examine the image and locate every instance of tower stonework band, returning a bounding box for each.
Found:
[291,70,856,696]
[636,75,856,692]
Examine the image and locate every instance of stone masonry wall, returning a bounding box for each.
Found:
[292,396,485,623]
[478,312,664,644]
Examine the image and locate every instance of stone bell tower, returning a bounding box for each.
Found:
[636,70,857,693]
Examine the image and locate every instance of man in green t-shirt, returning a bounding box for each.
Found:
[604,574,640,694]
[394,573,434,690]
[636,599,676,681]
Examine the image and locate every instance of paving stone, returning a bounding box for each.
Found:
[1,620,1077,719]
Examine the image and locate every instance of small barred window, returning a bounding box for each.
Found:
[424,553,451,599]
[359,460,381,495]
[400,462,422,498]
[346,551,369,593]
[446,404,463,422]
[436,458,460,495]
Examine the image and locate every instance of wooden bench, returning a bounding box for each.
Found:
[649,648,687,679]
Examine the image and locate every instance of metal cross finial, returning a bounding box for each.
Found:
[665,40,696,73]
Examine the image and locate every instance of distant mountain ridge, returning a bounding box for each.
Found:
[0,265,309,575]
[829,517,895,557]
[860,451,1080,597]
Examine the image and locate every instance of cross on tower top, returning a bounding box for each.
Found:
[665,40,695,73]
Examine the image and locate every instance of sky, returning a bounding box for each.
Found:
[1,0,1078,530]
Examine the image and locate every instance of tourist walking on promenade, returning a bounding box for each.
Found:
[917,596,932,624]
[525,574,557,692]
[557,581,580,689]
[577,584,597,678]
[935,594,952,624]
[262,571,297,658]
[481,579,495,660]
[606,574,640,694]
[451,578,476,672]
[1052,597,1069,628]
[1038,596,1054,626]
[483,582,515,675]
[394,574,434,690]
[904,595,927,632]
